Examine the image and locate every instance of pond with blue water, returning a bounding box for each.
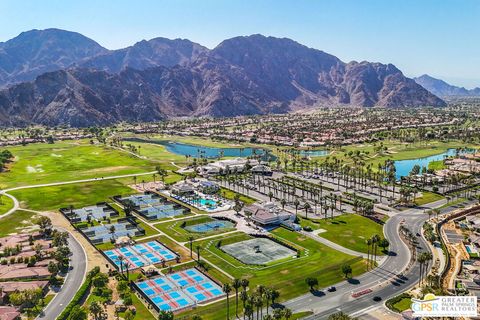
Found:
[394,148,476,179]
[125,138,274,160]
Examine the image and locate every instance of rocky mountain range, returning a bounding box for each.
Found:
[0,29,446,126]
[414,74,480,97]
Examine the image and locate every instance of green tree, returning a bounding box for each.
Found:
[158,310,174,320]
[67,305,88,320]
[223,283,232,319]
[305,277,318,291]
[88,301,104,320]
[341,264,352,279]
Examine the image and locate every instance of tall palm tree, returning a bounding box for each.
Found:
[293,198,300,219]
[188,236,194,258]
[304,202,311,219]
[232,278,242,317]
[196,245,201,262]
[223,283,232,319]
[365,239,371,270]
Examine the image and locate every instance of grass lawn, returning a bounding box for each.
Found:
[123,293,155,320]
[219,187,257,205]
[0,195,13,215]
[0,210,39,237]
[155,216,236,242]
[1,141,156,188]
[299,214,385,254]
[392,297,412,312]
[11,179,134,211]
[428,160,446,171]
[185,228,367,319]
[291,311,314,319]
[439,198,467,209]
[415,191,444,205]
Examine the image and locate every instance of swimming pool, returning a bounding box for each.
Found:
[199,198,218,207]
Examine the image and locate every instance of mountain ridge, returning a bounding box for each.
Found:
[414,74,480,97]
[0,29,446,126]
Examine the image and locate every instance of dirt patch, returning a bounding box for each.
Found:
[280,270,289,275]
[42,210,109,273]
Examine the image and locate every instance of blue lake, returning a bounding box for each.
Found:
[394,148,474,179]
[125,138,274,160]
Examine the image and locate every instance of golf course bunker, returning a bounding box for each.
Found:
[221,238,296,265]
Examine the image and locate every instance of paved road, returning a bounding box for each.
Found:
[37,228,87,319]
[282,199,450,318]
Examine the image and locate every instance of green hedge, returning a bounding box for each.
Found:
[386,293,412,313]
[57,268,100,320]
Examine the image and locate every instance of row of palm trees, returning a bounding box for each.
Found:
[417,252,433,286]
[365,235,389,270]
[222,278,287,320]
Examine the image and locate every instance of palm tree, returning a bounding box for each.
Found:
[196,245,201,262]
[241,278,249,293]
[223,283,232,319]
[304,202,311,219]
[366,239,371,270]
[89,301,103,320]
[293,198,300,218]
[188,236,194,258]
[232,279,241,317]
[283,308,293,320]
[280,198,287,210]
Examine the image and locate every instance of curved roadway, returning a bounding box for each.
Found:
[284,200,448,318]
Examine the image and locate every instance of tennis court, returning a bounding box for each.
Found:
[184,220,235,233]
[121,194,162,206]
[104,240,177,270]
[138,203,187,220]
[136,268,224,312]
[221,237,296,265]
[80,219,145,244]
[62,203,118,223]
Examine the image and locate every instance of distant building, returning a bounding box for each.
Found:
[245,202,295,227]
[251,164,272,176]
[171,182,195,195]
[197,158,260,176]
[198,181,220,194]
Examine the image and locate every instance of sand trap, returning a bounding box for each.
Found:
[51,153,63,157]
[26,164,44,173]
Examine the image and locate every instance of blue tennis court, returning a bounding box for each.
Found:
[80,220,144,244]
[138,204,186,220]
[184,220,235,233]
[104,241,177,270]
[121,194,162,207]
[136,268,224,312]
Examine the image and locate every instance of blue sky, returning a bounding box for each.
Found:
[1,0,479,88]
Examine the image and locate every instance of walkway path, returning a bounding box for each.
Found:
[300,230,382,261]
